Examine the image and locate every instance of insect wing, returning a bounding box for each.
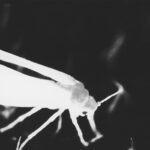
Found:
[0,49,78,85]
[0,65,72,108]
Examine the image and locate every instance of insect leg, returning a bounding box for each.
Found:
[55,115,62,134]
[87,112,103,143]
[69,112,89,146]
[0,107,41,133]
[16,136,22,150]
[17,109,64,150]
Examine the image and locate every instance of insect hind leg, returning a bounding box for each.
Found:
[0,107,41,133]
[17,109,64,150]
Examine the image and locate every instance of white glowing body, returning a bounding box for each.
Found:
[0,49,124,150]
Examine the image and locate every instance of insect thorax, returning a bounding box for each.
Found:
[70,82,89,104]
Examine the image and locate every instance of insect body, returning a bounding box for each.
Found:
[0,49,124,150]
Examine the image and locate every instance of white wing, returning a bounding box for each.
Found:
[0,65,72,108]
[0,49,78,85]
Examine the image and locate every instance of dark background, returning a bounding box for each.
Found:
[0,1,150,150]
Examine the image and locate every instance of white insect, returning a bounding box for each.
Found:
[0,49,125,150]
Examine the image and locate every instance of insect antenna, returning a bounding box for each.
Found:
[97,81,124,107]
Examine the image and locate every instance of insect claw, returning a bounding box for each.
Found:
[90,133,103,143]
[82,140,89,147]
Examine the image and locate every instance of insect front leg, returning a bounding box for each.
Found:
[87,112,103,143]
[17,109,64,150]
[0,107,42,133]
[69,111,89,147]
